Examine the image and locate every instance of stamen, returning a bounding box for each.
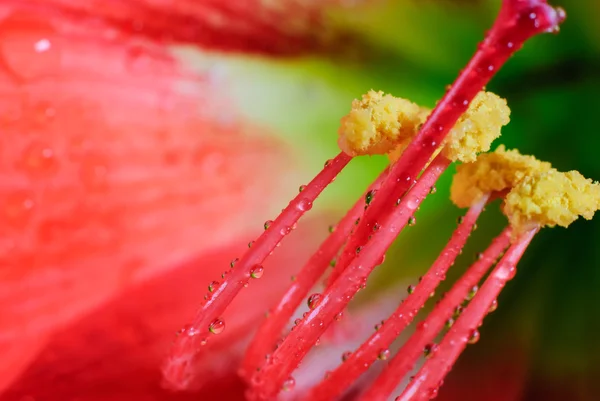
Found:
[303,194,489,401]
[358,227,513,401]
[239,169,389,378]
[328,90,509,287]
[326,0,563,290]
[162,0,566,393]
[161,151,351,389]
[249,155,450,400]
[394,228,537,401]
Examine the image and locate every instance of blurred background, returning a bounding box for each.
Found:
[198,0,599,398]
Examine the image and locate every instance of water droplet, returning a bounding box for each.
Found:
[221,271,228,279]
[424,343,438,358]
[374,321,384,331]
[468,329,480,344]
[334,311,343,321]
[294,318,302,326]
[342,351,352,362]
[3,190,35,226]
[20,142,57,176]
[0,13,62,81]
[408,216,416,226]
[407,285,415,294]
[248,241,254,248]
[328,224,336,233]
[457,216,465,224]
[208,318,225,334]
[466,285,478,300]
[355,246,362,254]
[329,258,336,267]
[230,258,239,268]
[250,265,264,279]
[377,349,390,360]
[282,377,295,391]
[365,190,376,205]
[475,252,483,260]
[445,318,455,329]
[79,157,109,191]
[307,293,322,310]
[324,159,332,167]
[453,305,464,318]
[472,223,478,232]
[280,226,291,235]
[488,299,498,313]
[296,198,313,212]
[264,220,273,230]
[354,218,361,226]
[429,186,437,194]
[208,281,219,292]
[395,198,401,206]
[298,185,306,192]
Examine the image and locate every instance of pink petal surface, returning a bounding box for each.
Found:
[0,1,300,392]
[7,0,358,56]
[1,219,327,401]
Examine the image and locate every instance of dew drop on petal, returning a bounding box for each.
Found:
[264,220,273,230]
[408,216,416,226]
[342,351,352,362]
[3,190,35,227]
[208,318,225,335]
[79,157,109,191]
[20,142,57,176]
[230,258,239,268]
[0,13,62,81]
[407,285,416,294]
[298,185,306,192]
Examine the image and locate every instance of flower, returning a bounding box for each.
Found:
[2,0,599,401]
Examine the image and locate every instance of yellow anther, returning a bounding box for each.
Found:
[451,146,552,208]
[338,90,423,156]
[504,169,600,232]
[442,91,510,163]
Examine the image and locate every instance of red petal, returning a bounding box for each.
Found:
[1,220,327,400]
[9,0,355,56]
[0,3,295,390]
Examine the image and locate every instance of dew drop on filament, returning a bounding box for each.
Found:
[250,265,264,279]
[307,293,322,310]
[208,318,225,335]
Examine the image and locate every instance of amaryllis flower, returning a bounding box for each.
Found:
[2,0,599,401]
